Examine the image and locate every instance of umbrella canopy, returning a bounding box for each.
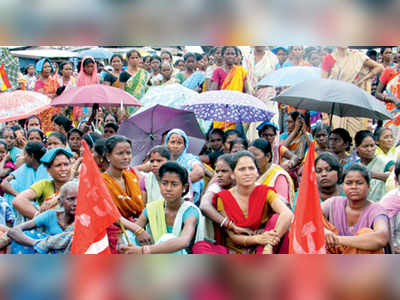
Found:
[182,90,274,122]
[77,47,113,59]
[273,79,392,120]
[0,91,51,122]
[51,84,141,107]
[0,47,19,91]
[118,105,205,166]
[257,66,322,87]
[139,84,212,133]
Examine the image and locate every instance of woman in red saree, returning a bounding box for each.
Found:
[34,58,60,134]
[194,151,293,254]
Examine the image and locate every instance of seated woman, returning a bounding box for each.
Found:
[140,146,171,204]
[101,135,149,254]
[315,152,344,202]
[347,130,393,202]
[6,180,77,254]
[229,138,248,154]
[118,162,205,254]
[374,127,399,164]
[322,164,390,254]
[328,128,353,167]
[165,129,205,204]
[12,148,73,224]
[312,124,330,156]
[379,161,400,254]
[248,139,295,208]
[200,128,225,169]
[257,121,298,171]
[197,151,293,254]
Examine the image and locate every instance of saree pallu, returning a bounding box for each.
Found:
[125,69,150,116]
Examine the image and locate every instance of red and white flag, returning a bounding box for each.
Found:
[71,140,121,254]
[289,142,326,254]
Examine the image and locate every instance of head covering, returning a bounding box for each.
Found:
[77,56,99,87]
[36,58,55,73]
[272,46,288,54]
[164,129,199,170]
[256,121,278,131]
[40,147,73,164]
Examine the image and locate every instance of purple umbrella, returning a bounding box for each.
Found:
[118,104,206,166]
[182,90,274,122]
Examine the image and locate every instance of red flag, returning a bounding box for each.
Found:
[71,140,121,254]
[289,142,326,254]
[0,62,12,91]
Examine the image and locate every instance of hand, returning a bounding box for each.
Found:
[16,136,27,149]
[40,196,59,213]
[254,230,280,246]
[136,231,153,246]
[230,223,255,236]
[324,230,339,249]
[117,244,143,254]
[294,118,303,134]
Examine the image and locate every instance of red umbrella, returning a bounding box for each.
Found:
[0,91,51,122]
[51,84,141,107]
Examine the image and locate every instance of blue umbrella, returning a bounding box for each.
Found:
[78,47,113,59]
[257,66,321,87]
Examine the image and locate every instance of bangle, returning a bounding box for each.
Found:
[134,227,145,235]
[227,220,233,229]
[220,217,228,228]
[143,245,151,254]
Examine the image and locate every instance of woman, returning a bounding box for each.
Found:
[1,142,50,213]
[34,58,61,134]
[2,127,22,164]
[349,130,392,202]
[93,138,108,173]
[313,124,330,156]
[27,129,44,143]
[374,127,400,164]
[103,123,119,138]
[25,115,41,132]
[12,147,73,223]
[104,112,118,125]
[175,53,197,84]
[315,152,344,202]
[103,54,124,87]
[174,59,185,72]
[257,121,298,170]
[249,139,295,209]
[0,140,16,196]
[199,128,225,169]
[53,115,73,137]
[67,128,83,157]
[279,111,313,163]
[101,135,148,254]
[322,164,390,254]
[24,64,37,91]
[322,46,384,138]
[142,56,152,73]
[328,128,353,167]
[379,161,400,254]
[139,146,171,204]
[165,129,205,204]
[160,61,179,85]
[283,46,310,67]
[201,151,292,254]
[118,162,205,254]
[160,50,173,63]
[57,62,76,90]
[47,132,67,149]
[7,180,77,254]
[77,56,99,87]
[229,138,248,154]
[149,55,163,86]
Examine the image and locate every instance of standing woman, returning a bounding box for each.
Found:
[322,164,390,254]
[149,55,163,86]
[351,130,392,202]
[249,139,295,209]
[34,58,61,134]
[313,124,331,156]
[175,53,197,84]
[103,54,124,88]
[24,115,41,132]
[208,151,293,254]
[164,129,205,204]
[57,62,77,91]
[101,135,149,254]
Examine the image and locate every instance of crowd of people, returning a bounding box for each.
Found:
[1,45,400,254]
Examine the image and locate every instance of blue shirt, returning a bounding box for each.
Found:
[33,210,64,235]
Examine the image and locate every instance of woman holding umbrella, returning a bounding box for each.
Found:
[164,129,205,205]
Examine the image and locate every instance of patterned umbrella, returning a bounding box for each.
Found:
[0,91,51,122]
[0,47,19,91]
[182,90,275,122]
[139,84,211,133]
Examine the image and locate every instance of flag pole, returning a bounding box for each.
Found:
[118,219,132,246]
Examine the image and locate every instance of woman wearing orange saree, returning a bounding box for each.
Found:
[101,135,151,254]
[34,58,60,134]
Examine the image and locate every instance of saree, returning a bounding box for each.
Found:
[323,196,388,254]
[366,157,391,202]
[380,188,400,250]
[102,170,145,253]
[182,71,206,90]
[144,172,164,204]
[213,66,248,130]
[211,185,289,254]
[124,68,150,115]
[256,164,295,209]
[279,132,311,161]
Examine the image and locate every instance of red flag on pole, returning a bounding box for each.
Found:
[71,140,121,254]
[289,142,326,254]
[0,62,12,91]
